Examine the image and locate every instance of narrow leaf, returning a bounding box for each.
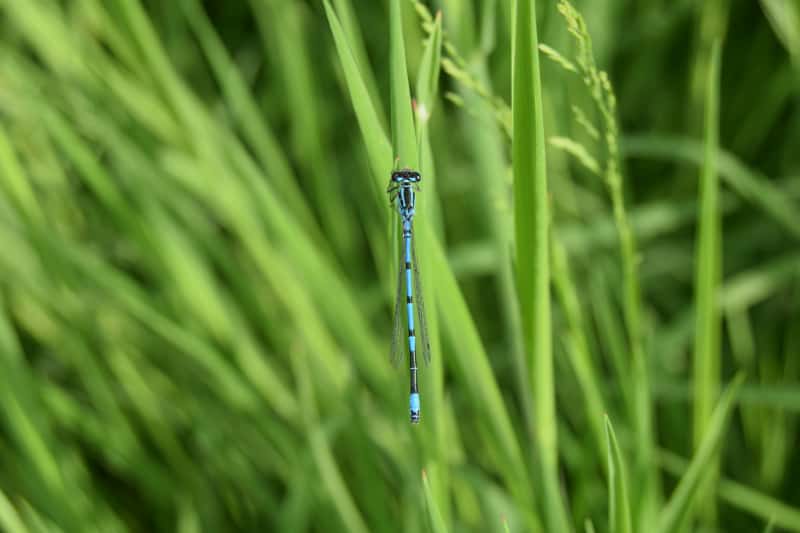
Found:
[322,0,392,185]
[422,470,448,533]
[656,374,745,533]
[692,39,723,522]
[389,0,418,168]
[512,0,569,531]
[606,416,633,533]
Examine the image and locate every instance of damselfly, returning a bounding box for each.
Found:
[388,168,431,424]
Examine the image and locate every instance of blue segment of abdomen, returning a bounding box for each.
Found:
[410,392,420,413]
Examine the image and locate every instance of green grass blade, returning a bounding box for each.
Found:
[422,470,448,533]
[331,0,388,122]
[0,489,31,533]
[0,124,43,224]
[716,478,800,532]
[310,429,370,533]
[415,9,444,223]
[415,11,443,132]
[449,26,533,442]
[322,0,392,187]
[389,0,418,168]
[513,1,568,532]
[692,40,723,524]
[655,374,745,533]
[760,0,800,66]
[659,450,800,531]
[180,0,323,245]
[719,252,800,311]
[413,11,448,526]
[322,0,396,275]
[605,416,632,533]
[248,0,355,255]
[552,241,607,462]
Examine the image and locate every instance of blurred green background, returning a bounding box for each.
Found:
[0,0,799,531]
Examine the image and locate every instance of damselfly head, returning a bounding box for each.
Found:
[391,168,421,183]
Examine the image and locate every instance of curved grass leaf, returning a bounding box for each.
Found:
[422,470,448,533]
[659,450,800,531]
[655,374,745,533]
[605,416,632,533]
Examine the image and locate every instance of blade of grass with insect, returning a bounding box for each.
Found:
[605,416,632,533]
[3,0,800,531]
[655,374,745,533]
[692,39,723,526]
[512,1,568,531]
[413,12,449,525]
[330,4,538,530]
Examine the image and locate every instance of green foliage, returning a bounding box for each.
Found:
[605,416,632,533]
[0,0,798,532]
[692,39,723,524]
[512,1,569,532]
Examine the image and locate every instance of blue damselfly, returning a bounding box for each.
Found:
[387,169,431,423]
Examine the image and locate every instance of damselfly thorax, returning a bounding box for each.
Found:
[387,168,421,219]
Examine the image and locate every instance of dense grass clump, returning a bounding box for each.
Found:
[0,0,799,531]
